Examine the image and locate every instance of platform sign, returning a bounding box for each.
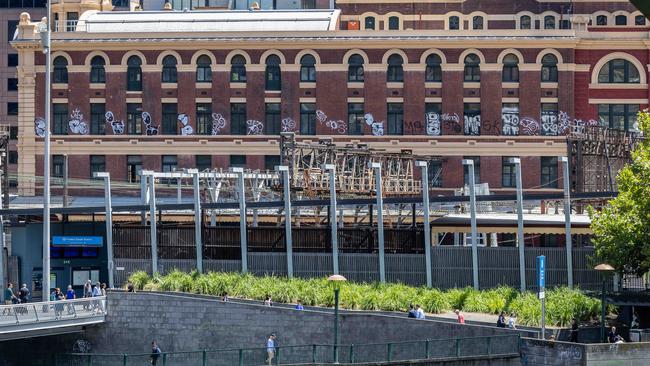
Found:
[52,236,103,247]
[537,255,546,339]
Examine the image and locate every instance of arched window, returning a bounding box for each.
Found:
[464,54,480,82]
[230,55,247,82]
[502,54,519,82]
[449,16,460,30]
[89,55,105,84]
[196,55,212,82]
[541,54,558,82]
[425,54,442,82]
[365,16,375,30]
[162,55,178,83]
[544,15,555,29]
[596,15,608,26]
[348,54,364,82]
[635,15,646,26]
[615,15,628,26]
[265,55,281,91]
[300,54,316,82]
[520,15,531,29]
[386,54,404,82]
[53,56,68,83]
[473,16,484,30]
[598,59,640,83]
[388,16,399,30]
[127,56,142,91]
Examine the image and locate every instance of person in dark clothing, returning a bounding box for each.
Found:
[18,284,30,303]
[570,319,579,343]
[407,304,417,318]
[497,311,507,328]
[608,326,623,343]
[150,341,161,365]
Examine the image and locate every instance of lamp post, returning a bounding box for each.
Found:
[37,14,52,302]
[231,167,247,273]
[510,157,526,292]
[369,162,385,283]
[462,159,479,290]
[594,263,614,343]
[94,172,114,289]
[560,156,573,289]
[415,161,432,288]
[322,164,339,275]
[328,274,347,364]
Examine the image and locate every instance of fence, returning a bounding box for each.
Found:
[0,297,106,329]
[54,334,520,366]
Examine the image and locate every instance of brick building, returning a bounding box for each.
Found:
[10,0,649,196]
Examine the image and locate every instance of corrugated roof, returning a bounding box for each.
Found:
[78,9,340,33]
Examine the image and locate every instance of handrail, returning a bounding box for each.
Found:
[0,296,106,327]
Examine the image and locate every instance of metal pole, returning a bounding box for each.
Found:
[176,176,182,204]
[541,297,546,339]
[63,154,68,208]
[601,278,606,343]
[371,163,385,283]
[146,173,158,275]
[512,158,526,292]
[334,287,340,364]
[277,166,293,278]
[232,168,247,273]
[561,156,573,289]
[190,169,202,273]
[323,165,338,275]
[417,161,432,288]
[463,160,479,290]
[95,173,114,289]
[140,173,148,225]
[0,178,4,301]
[41,10,52,302]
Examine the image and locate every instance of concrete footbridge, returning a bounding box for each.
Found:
[0,297,106,341]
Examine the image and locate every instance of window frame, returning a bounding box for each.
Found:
[463,156,480,185]
[387,103,404,135]
[230,103,247,135]
[196,55,212,83]
[53,56,68,84]
[89,56,106,84]
[127,155,142,183]
[598,59,641,84]
[449,16,460,30]
[472,16,484,30]
[544,15,556,29]
[90,103,106,135]
[502,54,519,82]
[89,155,106,179]
[161,103,178,135]
[347,103,364,136]
[540,157,558,188]
[299,54,316,82]
[501,157,516,188]
[300,103,317,135]
[464,54,481,82]
[230,55,247,83]
[265,103,282,135]
[126,103,142,135]
[386,54,404,82]
[425,54,442,82]
[53,103,68,135]
[196,103,212,135]
[598,104,640,131]
[196,155,212,171]
[364,16,375,30]
[265,55,282,91]
[388,16,400,30]
[520,15,531,29]
[126,56,143,91]
[541,54,559,82]
[161,55,178,83]
[615,15,628,26]
[348,54,364,82]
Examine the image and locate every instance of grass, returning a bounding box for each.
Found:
[128,270,607,327]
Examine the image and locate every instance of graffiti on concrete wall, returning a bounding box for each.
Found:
[104,111,125,135]
[316,110,347,134]
[68,108,89,135]
[425,112,441,136]
[363,113,384,136]
[177,114,194,136]
[501,107,520,136]
[211,113,227,135]
[281,117,296,132]
[246,119,264,135]
[142,112,159,136]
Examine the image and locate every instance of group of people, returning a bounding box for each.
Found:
[407,304,426,319]
[3,283,30,305]
[496,311,518,329]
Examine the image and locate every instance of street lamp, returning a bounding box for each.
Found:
[594,263,615,343]
[38,15,52,302]
[94,172,114,289]
[328,274,347,364]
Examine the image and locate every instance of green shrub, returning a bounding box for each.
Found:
[128,271,151,290]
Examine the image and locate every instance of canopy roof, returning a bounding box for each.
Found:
[431,213,592,235]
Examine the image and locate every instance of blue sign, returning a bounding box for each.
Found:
[52,236,103,247]
[537,255,546,290]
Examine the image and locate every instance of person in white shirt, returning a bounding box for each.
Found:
[415,304,425,319]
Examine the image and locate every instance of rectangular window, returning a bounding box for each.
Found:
[230,103,247,135]
[126,103,142,135]
[463,156,480,185]
[162,104,177,135]
[196,103,212,135]
[541,103,559,136]
[89,155,105,178]
[7,20,18,43]
[52,155,64,178]
[348,103,364,135]
[230,155,246,168]
[541,157,558,188]
[428,160,442,188]
[265,103,281,135]
[90,103,105,135]
[501,157,516,188]
[264,155,281,171]
[196,155,212,171]
[463,103,481,136]
[300,103,316,135]
[127,155,142,183]
[9,126,17,140]
[8,151,17,164]
[425,103,442,136]
[598,104,640,131]
[301,0,316,9]
[7,78,17,91]
[501,103,519,136]
[66,12,79,32]
[387,103,403,135]
[161,155,177,173]
[7,54,17,67]
[53,103,68,134]
[7,102,17,116]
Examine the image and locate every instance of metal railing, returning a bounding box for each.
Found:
[0,297,106,328]
[54,334,520,365]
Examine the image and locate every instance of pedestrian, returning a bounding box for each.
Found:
[569,319,579,343]
[53,288,65,319]
[497,311,507,328]
[266,334,276,366]
[127,282,135,293]
[92,282,102,297]
[407,304,417,318]
[454,309,465,324]
[264,295,272,307]
[294,300,304,310]
[83,280,92,310]
[66,285,76,314]
[415,304,425,319]
[508,312,517,329]
[608,326,623,343]
[150,341,161,365]
[100,283,107,296]
[631,312,640,329]
[3,283,17,315]
[18,284,30,304]
[222,292,229,302]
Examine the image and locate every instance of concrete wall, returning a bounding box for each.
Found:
[521,338,650,366]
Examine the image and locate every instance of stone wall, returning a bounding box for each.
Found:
[521,338,650,366]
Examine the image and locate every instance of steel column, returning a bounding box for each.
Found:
[277,166,293,278]
[416,161,432,288]
[95,172,114,289]
[144,173,158,275]
[232,168,248,273]
[371,163,385,283]
[512,158,526,292]
[561,156,573,289]
[463,159,479,290]
[323,164,339,275]
[190,169,202,273]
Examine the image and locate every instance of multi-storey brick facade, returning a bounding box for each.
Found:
[11,0,649,196]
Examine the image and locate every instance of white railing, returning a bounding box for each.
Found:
[0,296,106,328]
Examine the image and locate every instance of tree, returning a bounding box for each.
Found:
[589,111,650,276]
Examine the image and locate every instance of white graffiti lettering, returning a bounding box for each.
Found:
[501,107,520,136]
[246,119,264,135]
[68,108,89,135]
[425,112,441,136]
[142,112,159,136]
[464,114,481,135]
[34,117,46,137]
[364,113,384,136]
[316,110,347,134]
[211,113,226,135]
[177,113,194,136]
[519,117,540,136]
[281,117,296,132]
[105,111,125,135]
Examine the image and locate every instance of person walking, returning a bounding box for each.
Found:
[127,282,135,293]
[266,334,276,365]
[53,288,65,319]
[83,280,92,310]
[415,304,426,320]
[569,319,579,343]
[100,283,107,296]
[497,311,507,328]
[294,300,304,310]
[65,285,76,314]
[150,341,161,365]
[264,295,273,307]
[508,312,517,329]
[454,309,465,324]
[18,284,30,304]
[3,283,17,315]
